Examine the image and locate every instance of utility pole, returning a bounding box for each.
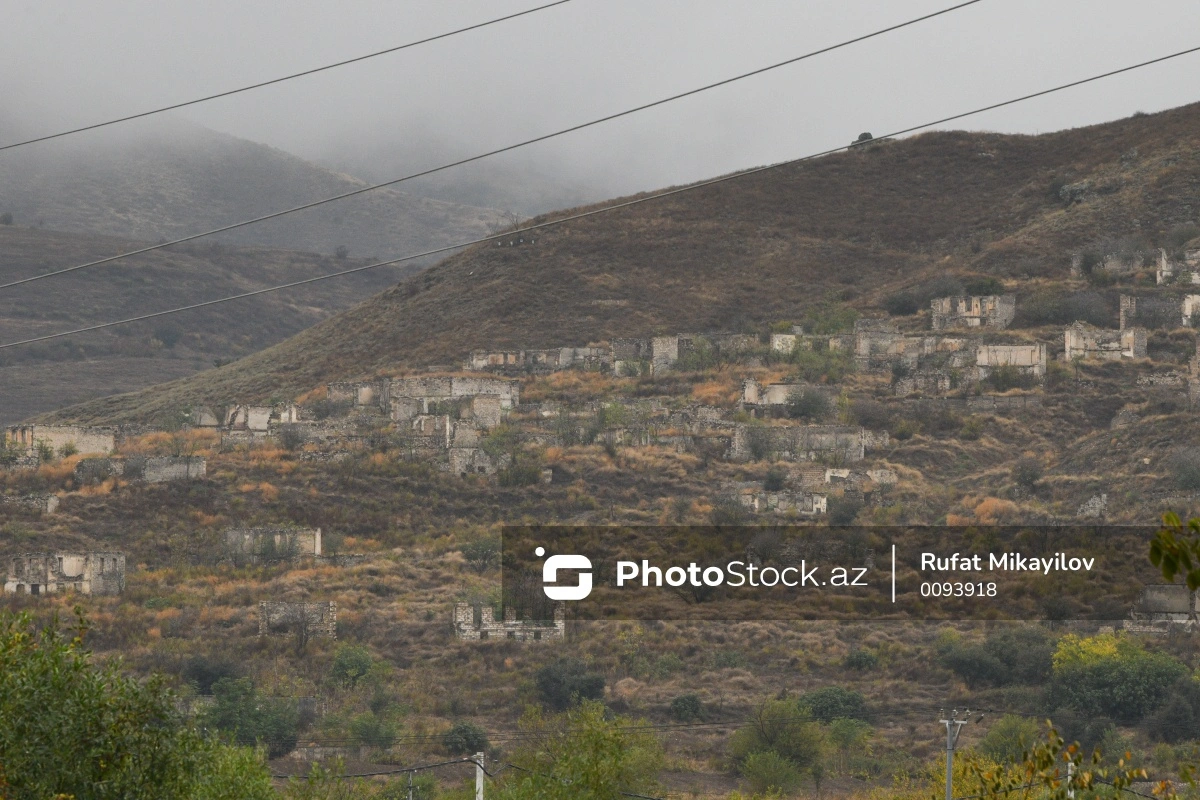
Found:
[475,752,486,800]
[940,709,970,800]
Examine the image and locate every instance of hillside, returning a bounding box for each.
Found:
[43,101,1200,424]
[0,225,424,424]
[0,116,504,258]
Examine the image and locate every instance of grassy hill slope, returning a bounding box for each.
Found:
[42,101,1200,424]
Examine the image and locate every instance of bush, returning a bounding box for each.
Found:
[792,348,854,383]
[1051,633,1187,723]
[276,424,305,451]
[984,365,1037,393]
[462,537,500,573]
[800,686,867,723]
[786,389,831,421]
[1012,457,1042,492]
[329,644,374,687]
[741,750,804,795]
[851,399,892,429]
[763,467,786,492]
[827,496,863,525]
[349,711,397,748]
[938,627,1054,688]
[444,720,490,754]
[883,292,920,316]
[670,693,704,722]
[977,714,1041,763]
[1172,448,1200,490]
[203,677,299,758]
[1144,677,1200,744]
[843,649,878,671]
[535,658,605,711]
[182,654,241,695]
[729,699,823,772]
[964,276,1005,296]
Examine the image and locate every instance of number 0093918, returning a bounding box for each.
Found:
[920,582,997,598]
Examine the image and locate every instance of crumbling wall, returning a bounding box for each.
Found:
[224,527,322,560]
[976,343,1047,378]
[453,602,564,641]
[930,295,1016,330]
[0,494,58,513]
[4,425,115,456]
[258,601,336,639]
[1064,322,1146,361]
[729,424,868,463]
[4,551,124,596]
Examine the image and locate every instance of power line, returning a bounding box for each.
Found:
[0,0,986,293]
[2,42,1197,352]
[0,1,574,154]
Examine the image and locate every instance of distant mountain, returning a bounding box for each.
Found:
[41,101,1200,424]
[0,116,505,258]
[0,224,422,425]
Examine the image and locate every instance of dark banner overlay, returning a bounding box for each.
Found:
[500,526,1176,621]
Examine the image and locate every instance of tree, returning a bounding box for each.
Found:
[443,720,489,755]
[1050,632,1186,723]
[535,658,605,711]
[329,644,374,688]
[786,388,831,421]
[729,699,824,774]
[462,537,500,573]
[0,609,273,800]
[490,701,663,800]
[800,686,868,723]
[201,677,300,758]
[669,693,704,722]
[976,714,1040,763]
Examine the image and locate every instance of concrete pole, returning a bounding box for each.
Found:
[475,753,486,800]
[940,711,968,800]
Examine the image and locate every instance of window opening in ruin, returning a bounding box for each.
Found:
[480,631,489,640]
[507,631,516,639]
[30,584,40,595]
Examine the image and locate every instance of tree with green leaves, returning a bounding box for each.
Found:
[0,609,273,800]
[489,700,663,800]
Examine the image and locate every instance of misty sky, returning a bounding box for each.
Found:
[4,0,1200,211]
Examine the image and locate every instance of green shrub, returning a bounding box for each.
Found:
[349,711,397,748]
[827,496,863,526]
[535,658,605,711]
[1052,646,1186,723]
[1012,457,1042,492]
[786,389,831,421]
[977,714,1041,763]
[443,720,489,754]
[741,750,804,795]
[883,292,920,316]
[729,699,822,773]
[984,365,1037,393]
[843,649,878,671]
[669,693,704,722]
[792,349,854,383]
[329,644,374,688]
[764,467,786,492]
[964,276,1005,296]
[181,655,241,696]
[462,537,500,573]
[800,686,867,723]
[202,677,299,758]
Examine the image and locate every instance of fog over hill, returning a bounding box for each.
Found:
[42,101,1200,425]
[0,114,504,258]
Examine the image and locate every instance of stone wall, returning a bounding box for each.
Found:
[4,551,124,596]
[259,601,337,639]
[930,295,1016,330]
[976,343,1047,378]
[4,425,115,456]
[1064,322,1146,361]
[0,494,58,513]
[453,602,564,642]
[225,527,322,560]
[729,424,869,463]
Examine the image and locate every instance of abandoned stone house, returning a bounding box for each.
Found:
[0,494,59,514]
[975,343,1048,379]
[4,425,115,456]
[740,380,833,408]
[224,527,322,561]
[893,369,953,397]
[930,295,1016,331]
[258,601,337,639]
[4,551,125,596]
[326,380,389,411]
[465,346,610,374]
[388,376,519,418]
[729,424,884,463]
[736,489,827,516]
[453,602,565,641]
[1156,247,1200,285]
[1123,584,1197,632]
[74,456,206,484]
[1064,322,1147,361]
[769,327,805,353]
[1119,294,1200,330]
[224,404,300,433]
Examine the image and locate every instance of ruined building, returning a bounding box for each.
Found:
[975,343,1047,379]
[388,376,519,419]
[224,527,322,561]
[4,552,125,595]
[453,602,565,641]
[259,601,336,639]
[1156,247,1200,285]
[4,425,114,456]
[1124,584,1197,632]
[1119,294,1199,330]
[74,456,206,484]
[728,424,886,463]
[930,295,1016,330]
[465,346,610,374]
[1064,322,1147,361]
